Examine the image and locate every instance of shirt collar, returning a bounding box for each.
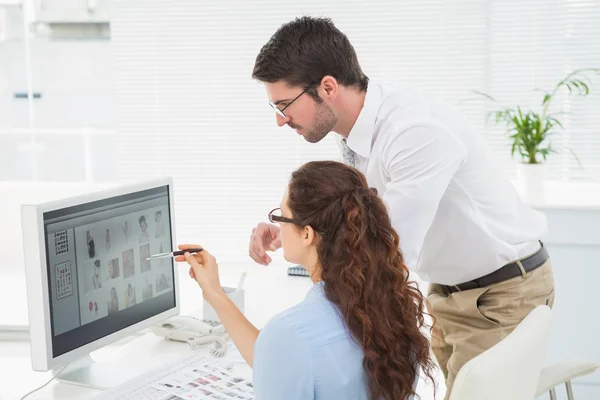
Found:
[345,82,381,159]
[306,280,326,301]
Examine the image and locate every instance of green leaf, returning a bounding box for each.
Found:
[547,117,563,129]
[511,114,519,125]
[568,147,583,167]
[581,81,590,94]
[471,90,497,102]
[542,94,552,105]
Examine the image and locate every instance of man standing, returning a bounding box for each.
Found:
[248,16,554,398]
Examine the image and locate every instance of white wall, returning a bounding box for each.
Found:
[0,39,114,129]
[0,4,116,267]
[0,6,115,182]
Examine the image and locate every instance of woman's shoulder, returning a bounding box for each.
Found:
[260,286,351,349]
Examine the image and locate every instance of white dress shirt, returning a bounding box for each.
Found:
[342,82,547,285]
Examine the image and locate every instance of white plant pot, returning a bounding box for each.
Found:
[516,163,547,203]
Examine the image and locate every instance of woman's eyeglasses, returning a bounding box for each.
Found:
[268,208,326,236]
[268,208,301,225]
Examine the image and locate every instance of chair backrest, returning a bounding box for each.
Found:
[449,305,552,400]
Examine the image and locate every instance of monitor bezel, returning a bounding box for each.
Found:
[21,177,179,371]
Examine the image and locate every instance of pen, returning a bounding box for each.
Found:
[146,248,203,260]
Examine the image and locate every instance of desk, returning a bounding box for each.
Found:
[0,262,440,400]
[4,179,599,399]
[0,262,301,399]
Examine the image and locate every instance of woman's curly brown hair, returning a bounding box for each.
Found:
[288,160,436,400]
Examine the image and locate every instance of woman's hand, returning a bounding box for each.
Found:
[176,245,259,367]
[175,244,224,302]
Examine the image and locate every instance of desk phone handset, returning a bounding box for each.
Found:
[151,315,230,357]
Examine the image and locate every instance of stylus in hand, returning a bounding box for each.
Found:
[146,248,203,260]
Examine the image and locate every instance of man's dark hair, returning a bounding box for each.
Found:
[252,16,369,99]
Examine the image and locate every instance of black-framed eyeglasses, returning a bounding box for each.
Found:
[268,207,327,236]
[268,207,301,225]
[268,87,311,118]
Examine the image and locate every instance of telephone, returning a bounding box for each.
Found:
[151,315,230,357]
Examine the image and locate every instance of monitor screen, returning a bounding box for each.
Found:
[42,185,175,357]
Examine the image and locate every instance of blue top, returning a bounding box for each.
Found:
[253,281,418,399]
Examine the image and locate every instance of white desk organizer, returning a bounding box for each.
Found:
[203,286,245,323]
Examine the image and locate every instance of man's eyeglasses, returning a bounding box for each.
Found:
[268,207,327,236]
[268,87,311,118]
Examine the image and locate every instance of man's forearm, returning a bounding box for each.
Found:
[208,292,260,367]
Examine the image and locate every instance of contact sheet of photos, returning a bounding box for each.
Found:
[151,358,255,400]
[74,207,173,325]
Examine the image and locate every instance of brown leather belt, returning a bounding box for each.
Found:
[445,242,549,294]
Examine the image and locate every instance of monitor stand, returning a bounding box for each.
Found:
[52,354,145,390]
[50,330,192,390]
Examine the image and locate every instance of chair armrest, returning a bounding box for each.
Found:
[536,360,599,397]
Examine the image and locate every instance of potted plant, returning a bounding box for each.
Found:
[475,68,600,199]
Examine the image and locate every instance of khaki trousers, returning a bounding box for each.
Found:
[427,259,555,400]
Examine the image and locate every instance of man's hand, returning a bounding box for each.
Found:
[248,223,281,266]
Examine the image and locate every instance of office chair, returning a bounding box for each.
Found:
[449,305,552,400]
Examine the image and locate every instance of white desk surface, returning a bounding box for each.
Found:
[0,261,440,400]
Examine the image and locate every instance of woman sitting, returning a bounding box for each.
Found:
[177,160,435,400]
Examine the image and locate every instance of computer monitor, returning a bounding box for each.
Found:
[21,177,179,388]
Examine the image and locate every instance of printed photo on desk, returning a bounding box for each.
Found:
[151,356,254,400]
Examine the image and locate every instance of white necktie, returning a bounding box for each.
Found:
[341,138,356,168]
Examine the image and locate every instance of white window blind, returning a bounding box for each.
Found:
[108,0,600,267]
[484,0,600,180]
[109,0,487,267]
